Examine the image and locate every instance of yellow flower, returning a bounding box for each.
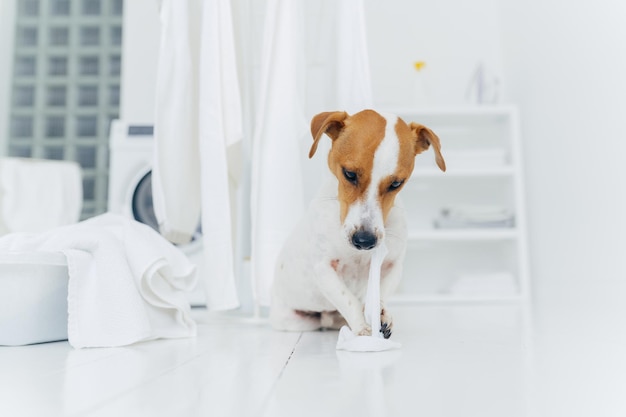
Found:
[413,61,426,72]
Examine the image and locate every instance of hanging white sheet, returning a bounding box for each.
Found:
[335,0,374,112]
[250,0,308,307]
[153,0,242,310]
[251,0,374,307]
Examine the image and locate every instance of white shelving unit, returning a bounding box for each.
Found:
[385,106,530,304]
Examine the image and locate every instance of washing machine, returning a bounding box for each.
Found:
[108,120,206,306]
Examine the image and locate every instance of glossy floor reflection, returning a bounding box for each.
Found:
[1,281,625,416]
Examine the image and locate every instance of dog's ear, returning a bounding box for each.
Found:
[309,111,349,158]
[409,122,446,172]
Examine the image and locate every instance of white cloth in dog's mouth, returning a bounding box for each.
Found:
[336,241,401,352]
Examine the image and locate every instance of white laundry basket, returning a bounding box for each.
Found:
[0,252,69,346]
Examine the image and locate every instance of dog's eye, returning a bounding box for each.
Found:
[342,168,358,185]
[388,180,404,191]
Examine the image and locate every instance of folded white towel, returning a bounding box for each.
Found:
[0,213,197,348]
[434,205,515,229]
[0,157,82,234]
[442,205,513,223]
[448,272,518,296]
[336,242,401,352]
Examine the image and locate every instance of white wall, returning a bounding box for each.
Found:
[365,0,504,107]
[499,0,626,285]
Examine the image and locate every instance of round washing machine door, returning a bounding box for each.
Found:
[131,170,203,247]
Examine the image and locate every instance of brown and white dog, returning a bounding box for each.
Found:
[270,109,445,338]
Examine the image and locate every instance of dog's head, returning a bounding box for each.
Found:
[309,109,446,250]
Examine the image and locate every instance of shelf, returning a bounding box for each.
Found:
[412,166,515,178]
[384,105,518,120]
[408,228,519,241]
[382,106,529,305]
[388,293,525,305]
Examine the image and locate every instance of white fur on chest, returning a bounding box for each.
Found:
[273,176,407,312]
[329,253,375,300]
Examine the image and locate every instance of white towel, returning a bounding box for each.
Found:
[0,213,197,348]
[435,205,515,229]
[153,0,242,310]
[0,157,82,234]
[251,0,308,306]
[197,0,243,310]
[336,242,401,352]
[152,0,201,245]
[335,0,374,112]
[250,0,374,306]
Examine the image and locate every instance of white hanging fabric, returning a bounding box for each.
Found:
[251,0,308,307]
[153,0,242,310]
[334,0,374,112]
[251,0,374,307]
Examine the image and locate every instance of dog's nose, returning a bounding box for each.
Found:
[351,230,377,250]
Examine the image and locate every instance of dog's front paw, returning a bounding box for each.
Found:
[380,308,393,339]
[320,311,347,329]
[355,324,372,336]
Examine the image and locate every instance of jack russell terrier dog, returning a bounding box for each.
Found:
[270,109,446,338]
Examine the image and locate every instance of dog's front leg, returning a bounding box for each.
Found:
[379,259,404,338]
[314,262,370,335]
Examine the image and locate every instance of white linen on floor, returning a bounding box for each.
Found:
[0,213,197,348]
[251,0,307,306]
[336,242,401,352]
[153,0,242,310]
[0,157,82,235]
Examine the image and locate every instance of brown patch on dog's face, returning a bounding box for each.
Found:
[374,118,419,222]
[325,110,389,223]
[309,109,446,249]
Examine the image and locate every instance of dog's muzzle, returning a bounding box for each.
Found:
[351,230,378,250]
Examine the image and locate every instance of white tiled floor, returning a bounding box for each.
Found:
[2,281,626,417]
